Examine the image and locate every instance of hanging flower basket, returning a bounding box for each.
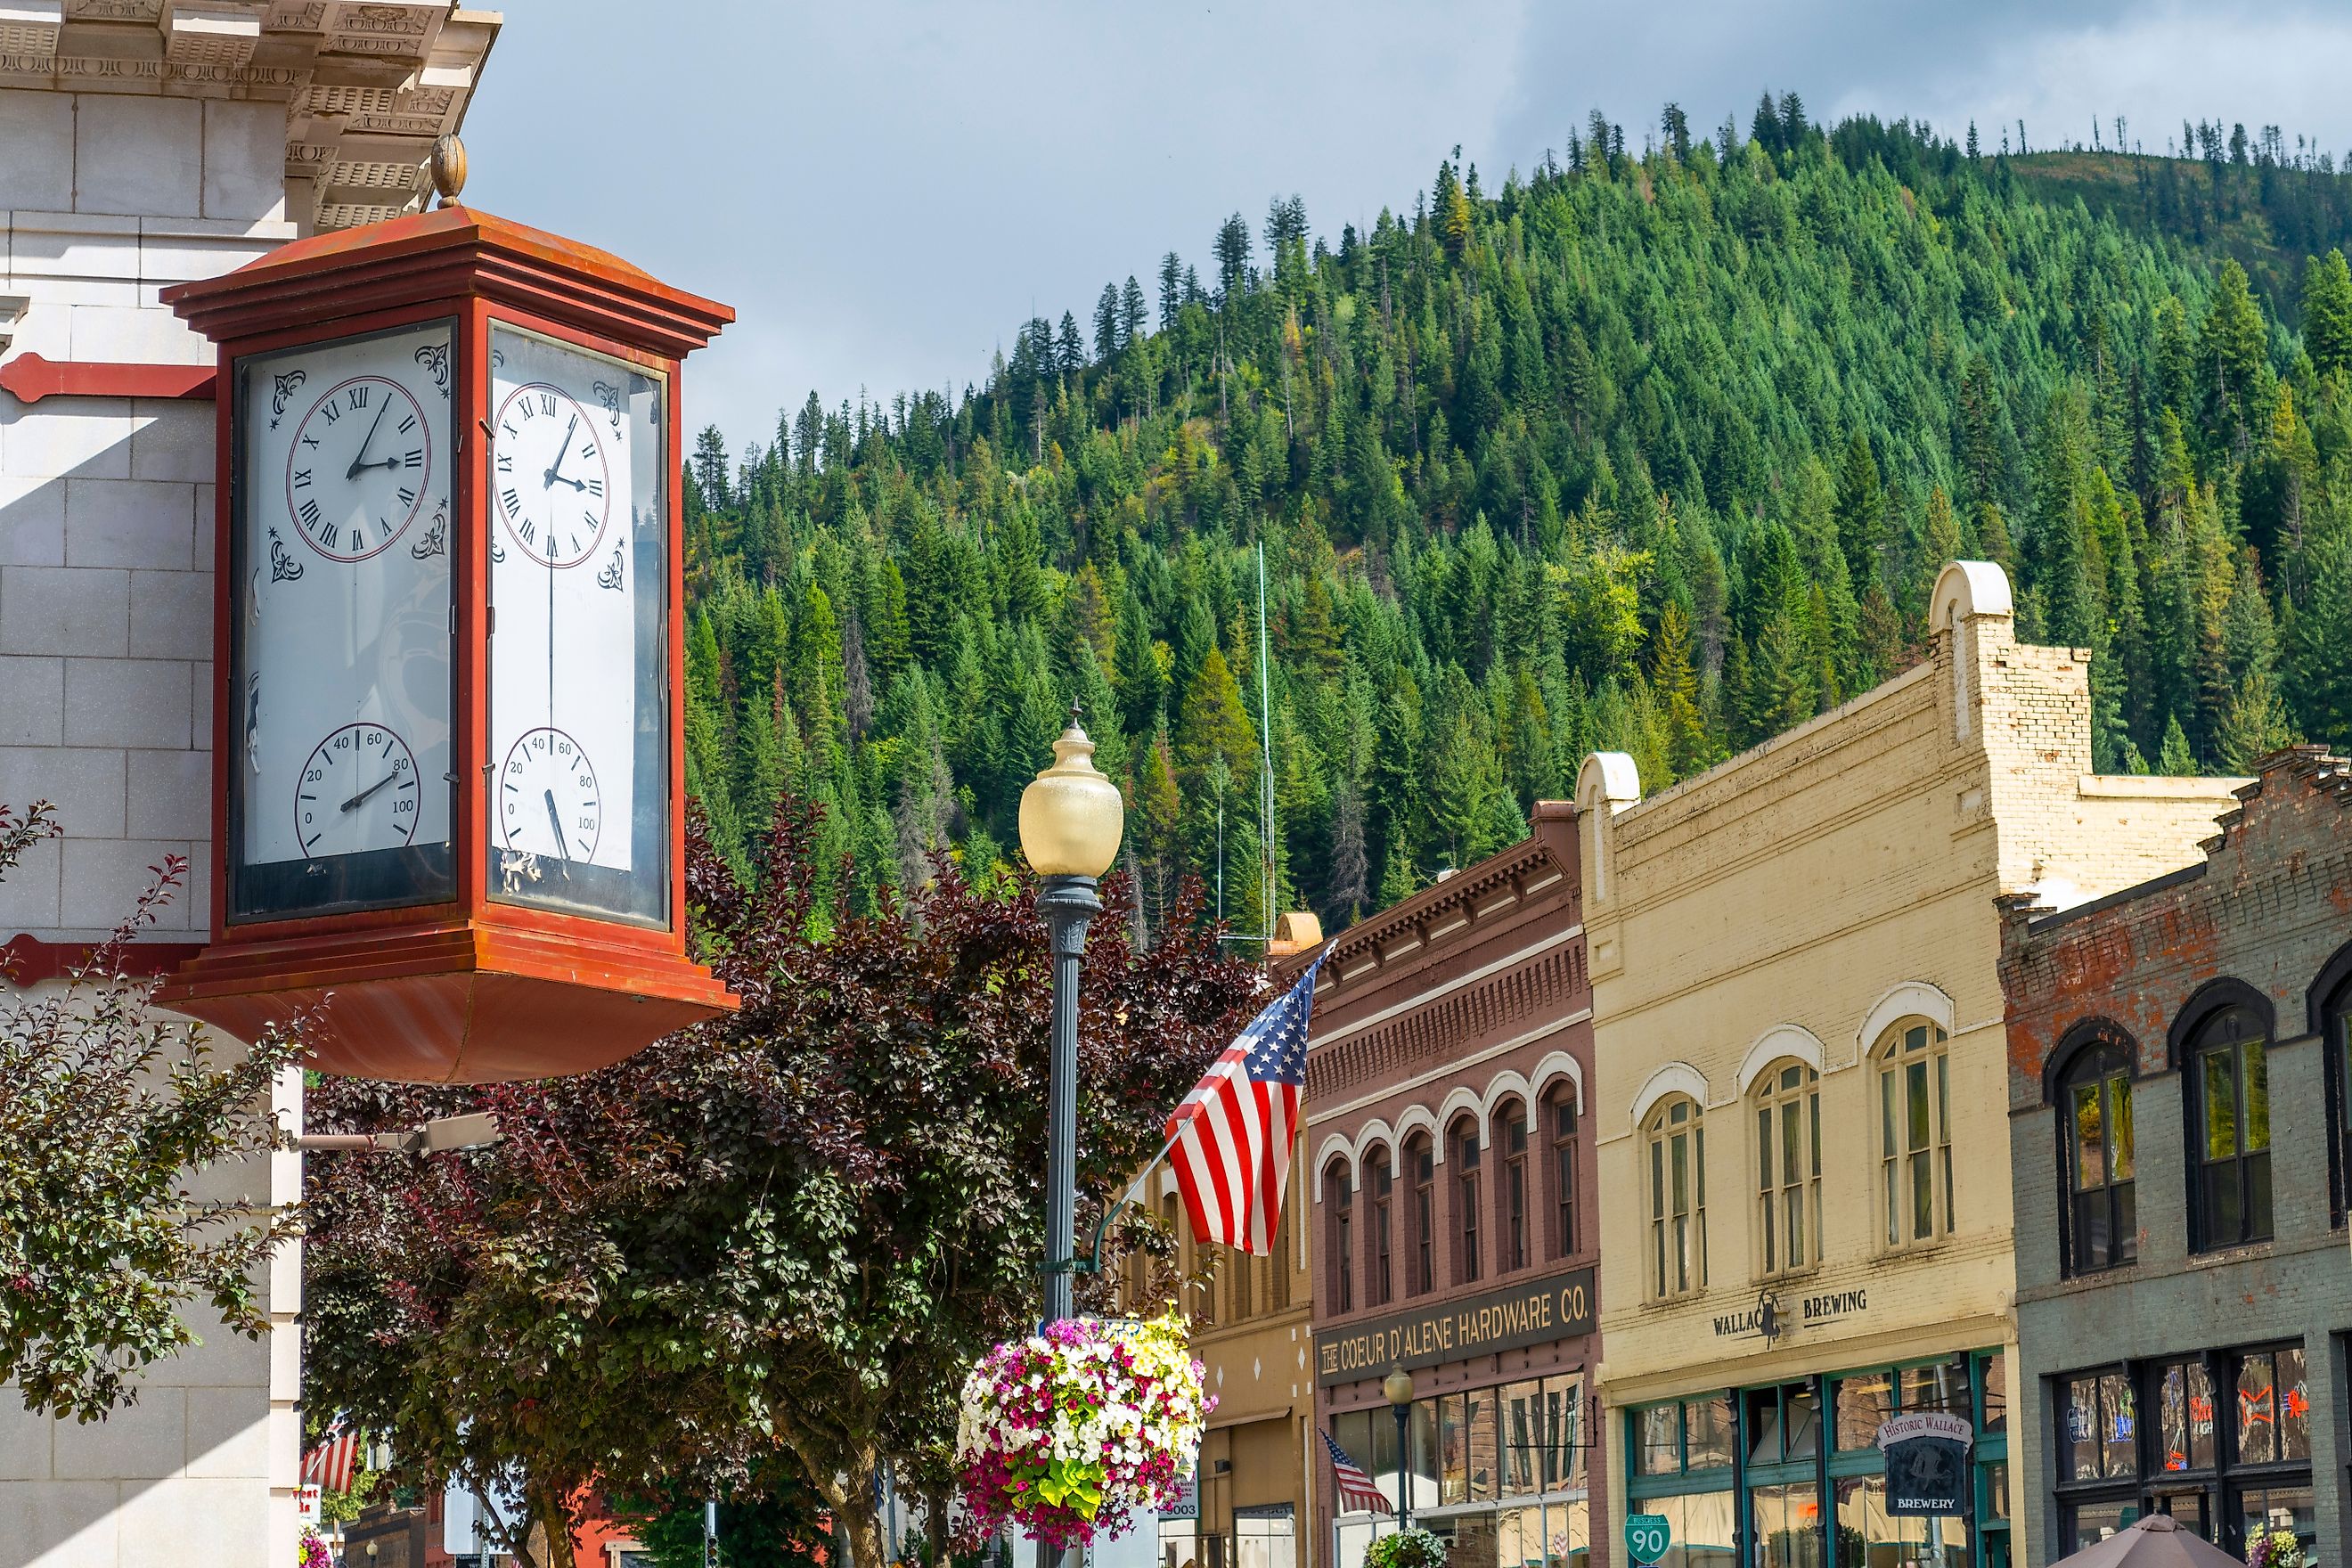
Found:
[297,1531,332,1568]
[2246,1526,2305,1568]
[954,1310,1213,1551]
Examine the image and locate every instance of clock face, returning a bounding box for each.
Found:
[232,320,457,919]
[285,376,434,560]
[497,726,602,862]
[486,323,668,926]
[297,723,421,854]
[491,382,612,568]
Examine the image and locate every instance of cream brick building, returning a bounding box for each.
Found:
[0,9,495,1565]
[1576,564,2242,1568]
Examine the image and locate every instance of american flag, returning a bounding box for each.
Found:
[1165,951,1325,1255]
[1321,1431,1392,1516]
[301,1419,360,1495]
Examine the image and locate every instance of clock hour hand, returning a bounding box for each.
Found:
[339,772,396,813]
[345,397,393,480]
[543,788,571,869]
[543,414,579,488]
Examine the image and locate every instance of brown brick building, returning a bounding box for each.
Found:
[1299,804,1602,1568]
[1998,747,2352,1564]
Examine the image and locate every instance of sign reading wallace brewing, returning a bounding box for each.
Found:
[1316,1265,1595,1386]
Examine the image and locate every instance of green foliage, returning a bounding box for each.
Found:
[0,805,302,1423]
[680,110,2352,943]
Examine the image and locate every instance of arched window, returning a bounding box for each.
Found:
[1325,1161,1354,1313]
[1878,1020,1953,1248]
[1451,1116,1483,1285]
[2320,949,2352,1227]
[1753,1062,1821,1276]
[1368,1149,1394,1306]
[2185,1002,2272,1251]
[2059,1035,2136,1275]
[1645,1096,1706,1299]
[1497,1098,1531,1272]
[1407,1132,1435,1295]
[1547,1087,1579,1259]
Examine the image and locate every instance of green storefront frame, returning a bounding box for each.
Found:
[1624,1350,2010,1568]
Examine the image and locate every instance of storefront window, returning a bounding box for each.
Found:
[2065,1499,2137,1552]
[2155,1361,2217,1473]
[1977,1351,2007,1434]
[1833,1475,1966,1568]
[1899,1357,1971,1417]
[2231,1482,2315,1549]
[1639,1403,1682,1477]
[1467,1386,1499,1503]
[1643,1493,1738,1568]
[1750,1484,1824,1568]
[1746,1383,1820,1464]
[2234,1346,2308,1464]
[1234,1508,1294,1568]
[2062,1369,2137,1483]
[1687,1395,1735,1470]
[1441,1394,1470,1507]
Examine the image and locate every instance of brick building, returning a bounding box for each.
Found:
[0,10,496,1565]
[1302,804,1602,1568]
[1997,747,2352,1563]
[1575,563,2242,1568]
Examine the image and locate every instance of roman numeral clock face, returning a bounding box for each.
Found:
[232,320,457,919]
[485,324,668,925]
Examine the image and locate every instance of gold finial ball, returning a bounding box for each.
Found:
[429,134,468,206]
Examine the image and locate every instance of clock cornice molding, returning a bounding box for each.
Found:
[160,204,735,359]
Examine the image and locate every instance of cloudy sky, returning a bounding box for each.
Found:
[461,0,2352,454]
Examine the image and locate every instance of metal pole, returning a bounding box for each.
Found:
[1394,1401,1412,1532]
[1038,870,1100,1568]
[704,1499,719,1568]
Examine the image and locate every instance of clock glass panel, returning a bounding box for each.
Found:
[484,324,669,927]
[229,319,458,920]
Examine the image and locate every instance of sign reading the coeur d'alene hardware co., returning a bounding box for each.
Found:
[1314,1265,1595,1385]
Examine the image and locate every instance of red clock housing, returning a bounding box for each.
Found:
[154,207,739,1083]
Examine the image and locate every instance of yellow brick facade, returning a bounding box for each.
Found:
[1576,565,2242,1568]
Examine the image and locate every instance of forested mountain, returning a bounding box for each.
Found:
[678,98,2352,944]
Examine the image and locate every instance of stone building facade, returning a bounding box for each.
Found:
[1575,563,2242,1568]
[0,10,496,1565]
[1998,747,2352,1564]
[1303,804,1603,1568]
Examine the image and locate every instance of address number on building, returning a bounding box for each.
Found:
[1624,1514,1671,1564]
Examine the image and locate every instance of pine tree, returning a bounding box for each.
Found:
[2283,527,2352,746]
[1651,602,1711,780]
[2157,713,2199,776]
[2217,666,2298,773]
[1094,282,1123,363]
[1121,275,1148,347]
[2301,250,2352,380]
[1833,430,1884,588]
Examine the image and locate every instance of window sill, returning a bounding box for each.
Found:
[2185,1238,2275,1270]
[1757,1263,1824,1287]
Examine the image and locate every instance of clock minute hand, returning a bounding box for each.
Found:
[345,397,393,480]
[543,414,579,488]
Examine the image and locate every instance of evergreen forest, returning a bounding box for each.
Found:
[678,97,2352,943]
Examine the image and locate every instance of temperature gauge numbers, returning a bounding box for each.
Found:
[296,724,421,855]
[498,726,602,862]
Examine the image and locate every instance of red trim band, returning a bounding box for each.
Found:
[1,934,202,984]
[0,354,216,404]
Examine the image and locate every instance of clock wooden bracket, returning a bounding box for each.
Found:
[155,207,739,1084]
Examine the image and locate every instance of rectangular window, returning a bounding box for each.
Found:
[2234,1346,2307,1465]
[1835,1372,1894,1451]
[1504,1111,1530,1271]
[1466,1385,1497,1503]
[1411,1144,1434,1294]
[1440,1393,1469,1506]
[1372,1162,1393,1306]
[1686,1394,1735,1469]
[1500,1379,1542,1498]
[2061,1370,2136,1482]
[1550,1096,1578,1258]
[1639,1403,1682,1477]
[1456,1130,1482,1285]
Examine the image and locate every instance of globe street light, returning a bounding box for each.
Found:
[1384,1365,1417,1531]
[1018,712,1123,1568]
[1017,712,1124,1335]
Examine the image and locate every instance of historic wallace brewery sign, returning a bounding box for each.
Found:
[1876,1412,1972,1515]
[1316,1266,1595,1386]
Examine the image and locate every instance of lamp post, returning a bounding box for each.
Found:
[1017,712,1124,1568]
[1384,1365,1417,1531]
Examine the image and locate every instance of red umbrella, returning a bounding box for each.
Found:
[2054,1515,2248,1568]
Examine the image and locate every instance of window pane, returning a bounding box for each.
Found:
[1671,1131,1688,1214]
[1980,1351,2007,1433]
[1747,1387,1784,1464]
[1686,1395,1735,1469]
[1466,1385,1497,1502]
[1639,1403,1681,1476]
[2065,1376,2102,1482]
[1785,1382,1820,1458]
[2234,1482,2315,1556]
[1759,1107,1775,1189]
[1650,1137,1664,1220]
[2236,1353,2277,1465]
[2072,1082,2106,1189]
[2202,1160,2242,1245]
[1907,1060,1931,1150]
[2279,1347,2310,1460]
[1902,1359,1971,1415]
[2244,1038,2271,1152]
[1911,1149,1933,1239]
[2248,1150,2274,1241]
[2110,1074,2135,1180]
[2115,1180,2137,1264]
[2099,1372,2136,1479]
[1441,1393,1468,1505]
[1751,1482,1825,1568]
[2203,1049,2238,1160]
[1836,1372,1894,1450]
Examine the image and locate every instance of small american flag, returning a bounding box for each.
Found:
[1322,1430,1392,1516]
[1165,951,1325,1255]
[301,1419,360,1495]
